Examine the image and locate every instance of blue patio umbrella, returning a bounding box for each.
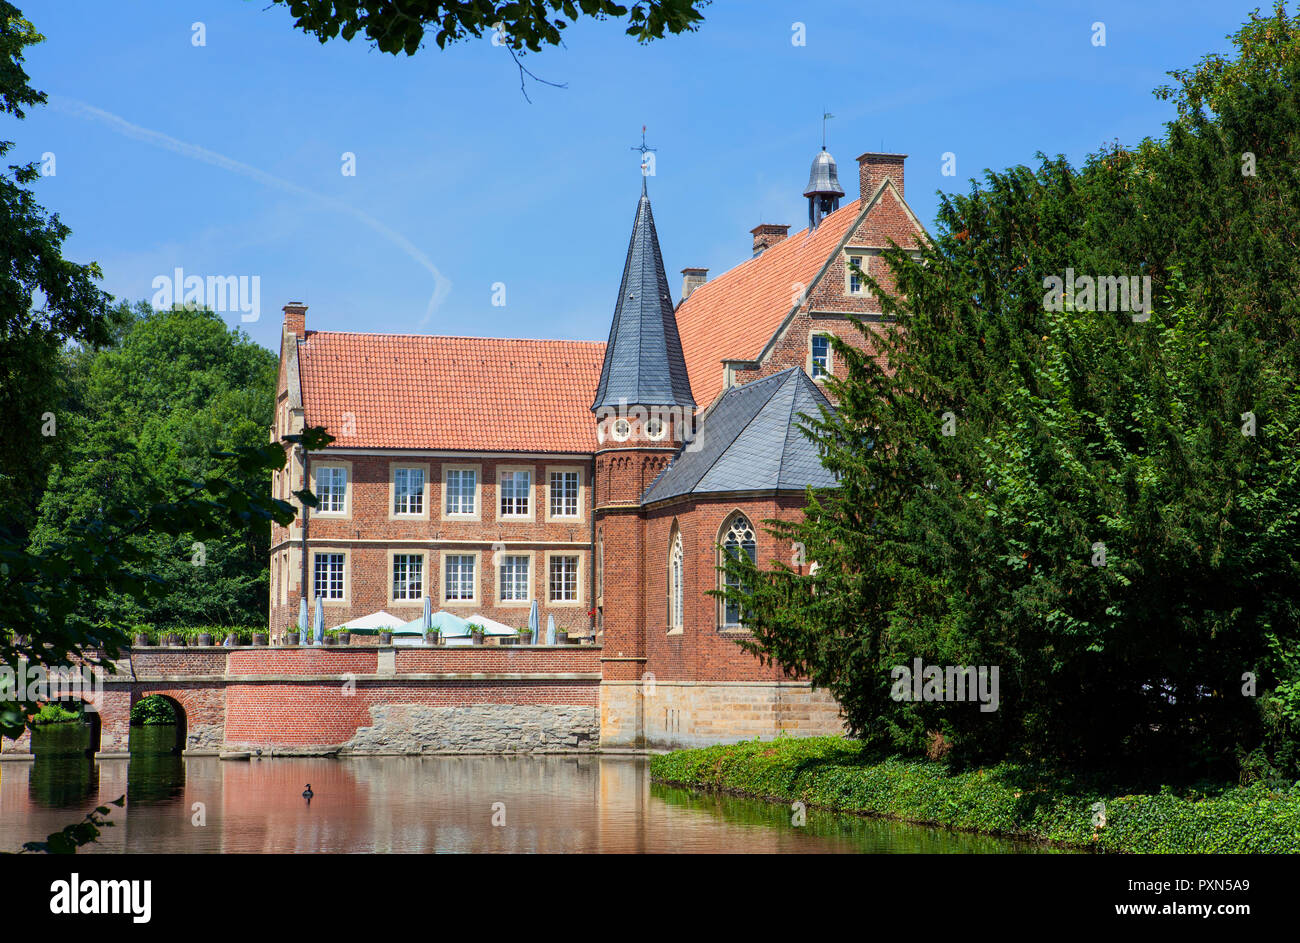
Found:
[423,596,433,634]
[546,614,556,646]
[528,599,540,645]
[314,595,325,645]
[297,598,308,640]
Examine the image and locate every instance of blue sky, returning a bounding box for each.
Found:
[13,0,1253,353]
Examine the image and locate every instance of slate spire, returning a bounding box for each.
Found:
[592,180,695,411]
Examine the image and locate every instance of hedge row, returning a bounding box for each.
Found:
[648,737,1300,853]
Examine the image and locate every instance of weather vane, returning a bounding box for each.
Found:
[631,124,657,176]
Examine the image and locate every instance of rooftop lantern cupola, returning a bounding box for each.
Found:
[803,147,845,231]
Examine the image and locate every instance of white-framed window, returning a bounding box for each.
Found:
[316,466,347,513]
[444,466,478,517]
[548,554,579,603]
[668,526,684,632]
[313,552,345,600]
[720,513,757,628]
[392,553,424,601]
[549,470,580,518]
[444,554,476,602]
[499,469,531,517]
[848,253,866,294]
[811,333,831,378]
[393,466,425,515]
[500,555,530,603]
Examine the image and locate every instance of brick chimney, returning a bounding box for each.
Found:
[856,152,906,205]
[681,268,708,301]
[283,302,307,339]
[750,223,790,256]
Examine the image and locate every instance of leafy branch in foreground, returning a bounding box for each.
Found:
[6,797,125,855]
[273,0,709,55]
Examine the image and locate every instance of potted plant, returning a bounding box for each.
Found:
[517,627,532,646]
[338,631,351,646]
[197,632,213,647]
[424,629,441,646]
[469,622,485,645]
[223,633,238,647]
[556,629,569,645]
[252,632,268,646]
[379,630,393,645]
[133,632,151,647]
[324,634,337,646]
[287,631,300,645]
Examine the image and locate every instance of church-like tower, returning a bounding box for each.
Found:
[591,178,695,738]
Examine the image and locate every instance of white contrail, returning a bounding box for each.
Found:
[49,94,452,323]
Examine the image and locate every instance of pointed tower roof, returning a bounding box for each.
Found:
[592,179,695,411]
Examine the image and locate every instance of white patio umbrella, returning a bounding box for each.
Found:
[464,615,520,637]
[422,596,433,633]
[528,599,540,645]
[546,614,556,646]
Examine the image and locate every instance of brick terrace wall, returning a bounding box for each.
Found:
[2,646,602,756]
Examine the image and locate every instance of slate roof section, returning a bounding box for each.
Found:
[641,367,837,505]
[592,181,696,411]
[672,199,864,412]
[297,331,605,452]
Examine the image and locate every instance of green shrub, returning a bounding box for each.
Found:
[650,737,1300,853]
[31,702,82,726]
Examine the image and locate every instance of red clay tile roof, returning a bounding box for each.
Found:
[674,200,863,411]
[297,332,606,452]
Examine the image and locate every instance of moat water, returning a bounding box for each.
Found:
[0,723,1066,853]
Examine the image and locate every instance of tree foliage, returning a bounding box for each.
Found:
[723,2,1300,783]
[28,303,281,628]
[272,0,709,55]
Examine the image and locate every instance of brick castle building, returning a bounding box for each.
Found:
[269,146,926,748]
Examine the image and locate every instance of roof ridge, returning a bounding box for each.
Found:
[304,330,605,345]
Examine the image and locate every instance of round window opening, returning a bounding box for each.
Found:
[645,417,666,440]
[612,418,632,441]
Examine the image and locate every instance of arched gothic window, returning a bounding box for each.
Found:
[668,525,684,631]
[719,513,756,628]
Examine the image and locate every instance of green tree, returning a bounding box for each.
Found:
[0,5,113,533]
[722,3,1300,783]
[29,304,280,628]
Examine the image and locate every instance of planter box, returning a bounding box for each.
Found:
[324,635,337,646]
[379,632,393,645]
[133,634,151,647]
[197,633,213,647]
[555,630,569,645]
[287,632,300,645]
[252,633,268,646]
[338,632,351,646]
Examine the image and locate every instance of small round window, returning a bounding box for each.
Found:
[645,417,666,440]
[612,418,632,441]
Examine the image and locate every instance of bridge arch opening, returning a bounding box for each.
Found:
[130,694,187,755]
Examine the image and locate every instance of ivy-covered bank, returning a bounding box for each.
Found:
[649,738,1300,853]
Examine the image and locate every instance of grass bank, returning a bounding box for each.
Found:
[649,737,1300,853]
